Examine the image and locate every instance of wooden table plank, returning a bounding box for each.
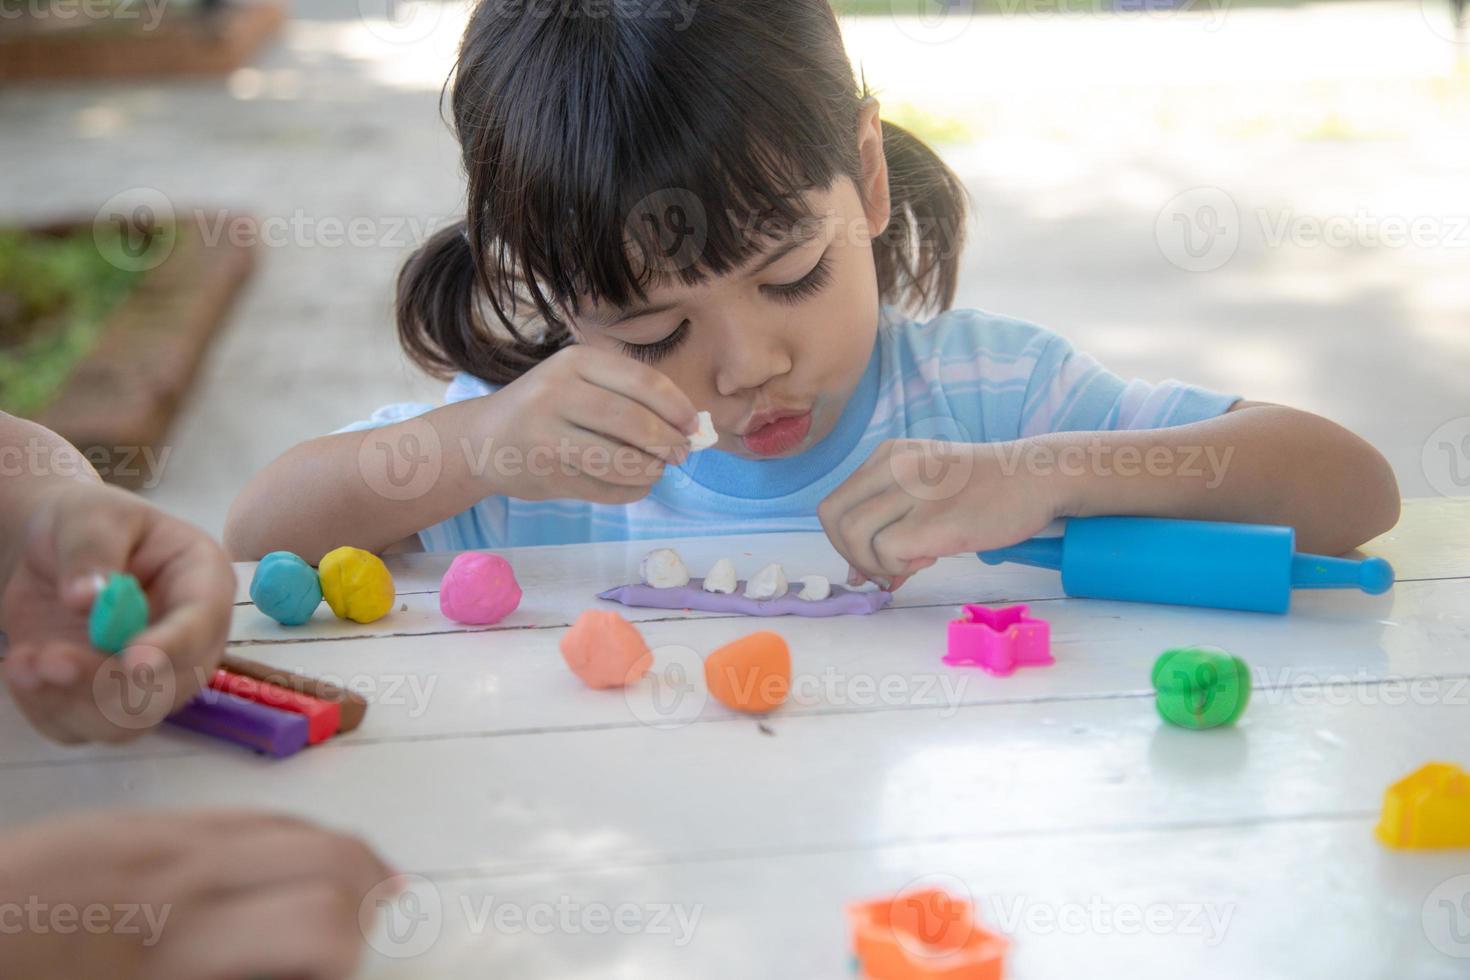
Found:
[5,577,1467,768]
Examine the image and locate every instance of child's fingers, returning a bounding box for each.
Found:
[573,348,699,436]
[559,426,670,488]
[46,488,150,611]
[564,386,692,465]
[824,491,915,583]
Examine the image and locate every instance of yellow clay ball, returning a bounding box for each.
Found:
[318,546,396,624]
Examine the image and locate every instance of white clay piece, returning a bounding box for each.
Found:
[797,575,831,601]
[688,411,718,451]
[743,563,789,600]
[639,548,690,589]
[702,557,738,594]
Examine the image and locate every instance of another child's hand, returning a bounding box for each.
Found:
[0,808,396,980]
[482,345,698,503]
[819,439,1062,590]
[1,483,235,745]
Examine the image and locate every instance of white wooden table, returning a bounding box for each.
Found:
[3,499,1469,978]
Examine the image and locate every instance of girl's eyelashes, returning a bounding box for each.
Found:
[764,250,833,305]
[617,319,691,363]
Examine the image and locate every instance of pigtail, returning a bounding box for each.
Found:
[872,120,969,315]
[395,222,568,385]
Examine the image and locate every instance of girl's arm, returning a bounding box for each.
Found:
[225,396,510,563]
[1034,401,1401,555]
[225,346,698,562]
[820,401,1401,586]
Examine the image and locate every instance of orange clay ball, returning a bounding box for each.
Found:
[704,631,790,714]
[559,610,653,690]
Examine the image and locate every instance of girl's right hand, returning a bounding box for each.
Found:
[0,808,397,980]
[483,345,699,503]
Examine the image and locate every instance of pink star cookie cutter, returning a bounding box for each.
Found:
[944,603,1053,676]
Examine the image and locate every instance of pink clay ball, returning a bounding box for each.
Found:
[439,552,522,625]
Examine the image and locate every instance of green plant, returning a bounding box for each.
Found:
[0,226,148,417]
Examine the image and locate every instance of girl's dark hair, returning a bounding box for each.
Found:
[398,0,968,384]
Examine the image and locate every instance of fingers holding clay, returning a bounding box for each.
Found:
[687,410,718,451]
[88,572,149,654]
[560,610,653,689]
[702,558,737,594]
[639,548,690,589]
[704,631,790,714]
[318,547,395,625]
[249,552,323,627]
[439,552,522,625]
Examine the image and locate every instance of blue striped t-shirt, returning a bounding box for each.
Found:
[340,306,1239,550]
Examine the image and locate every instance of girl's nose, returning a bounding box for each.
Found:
[713,325,793,397]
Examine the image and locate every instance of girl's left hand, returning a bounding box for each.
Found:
[818,438,1062,590]
[1,483,236,745]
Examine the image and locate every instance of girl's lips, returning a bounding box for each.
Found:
[742,412,812,457]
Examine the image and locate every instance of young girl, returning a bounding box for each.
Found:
[226,0,1400,584]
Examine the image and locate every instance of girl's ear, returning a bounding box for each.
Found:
[857,97,893,241]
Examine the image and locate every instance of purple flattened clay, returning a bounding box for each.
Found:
[597,578,892,617]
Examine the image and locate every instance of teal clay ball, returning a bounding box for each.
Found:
[250,551,323,626]
[88,572,149,654]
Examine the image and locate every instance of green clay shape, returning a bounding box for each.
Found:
[88,572,149,655]
[1151,645,1250,729]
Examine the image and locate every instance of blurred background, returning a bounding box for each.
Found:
[0,0,1466,537]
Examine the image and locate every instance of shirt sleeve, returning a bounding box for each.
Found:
[914,309,1240,442]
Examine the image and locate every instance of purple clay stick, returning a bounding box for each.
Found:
[598,578,892,617]
[168,689,309,759]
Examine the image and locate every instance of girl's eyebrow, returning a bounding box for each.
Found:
[597,224,825,327]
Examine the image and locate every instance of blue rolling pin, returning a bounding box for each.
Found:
[978,516,1395,614]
